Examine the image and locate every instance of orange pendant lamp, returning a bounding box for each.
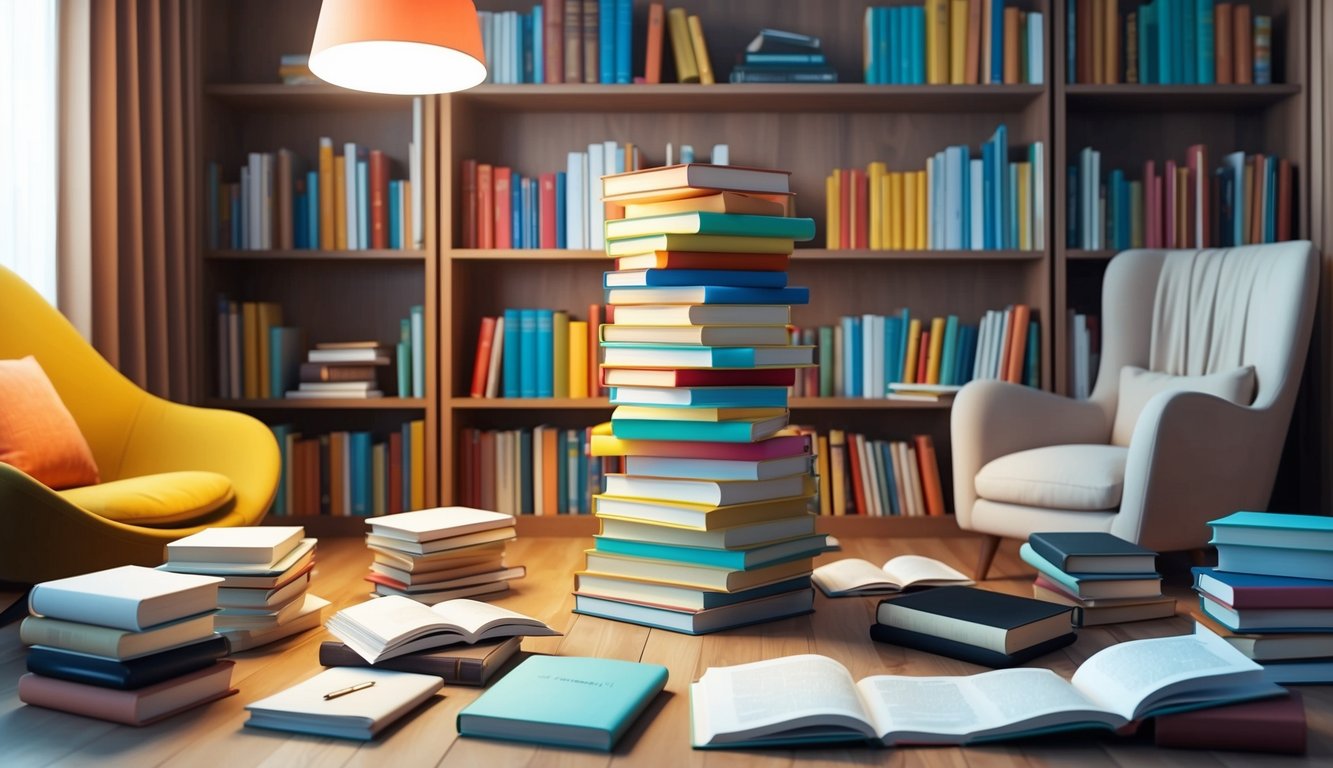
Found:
[309,0,487,94]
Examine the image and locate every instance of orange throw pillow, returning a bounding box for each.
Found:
[0,356,100,489]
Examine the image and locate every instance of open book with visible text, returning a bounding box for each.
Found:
[325,597,560,664]
[689,631,1282,748]
[812,555,972,597]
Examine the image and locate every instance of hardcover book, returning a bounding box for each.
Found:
[318,636,520,686]
[593,533,826,570]
[29,566,223,632]
[875,586,1073,655]
[165,526,304,566]
[1154,690,1306,755]
[604,212,815,241]
[1019,543,1162,599]
[1193,613,1333,662]
[159,538,318,577]
[366,506,516,543]
[574,573,810,612]
[593,494,812,531]
[19,611,217,661]
[1209,511,1333,550]
[597,514,815,549]
[869,623,1076,667]
[458,655,668,750]
[18,661,236,727]
[1192,567,1333,610]
[1027,532,1157,574]
[245,667,442,740]
[600,164,790,200]
[573,587,813,635]
[26,635,229,690]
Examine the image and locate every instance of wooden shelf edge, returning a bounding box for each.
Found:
[207,249,426,261]
[448,249,1043,262]
[1065,249,1117,261]
[1064,83,1301,111]
[206,398,429,410]
[205,83,415,108]
[448,398,949,411]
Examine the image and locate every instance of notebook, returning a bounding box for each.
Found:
[244,667,442,740]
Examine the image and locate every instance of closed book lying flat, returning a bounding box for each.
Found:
[217,570,311,609]
[1155,690,1306,754]
[366,506,515,544]
[602,473,806,506]
[30,565,223,632]
[365,527,516,556]
[458,655,668,751]
[611,404,787,423]
[166,526,304,566]
[601,366,797,388]
[27,635,230,690]
[372,579,512,604]
[1193,613,1333,662]
[622,191,789,218]
[370,556,507,586]
[367,566,526,594]
[600,164,791,200]
[876,586,1073,655]
[1209,510,1333,550]
[604,212,816,241]
[1198,594,1333,633]
[603,268,788,289]
[583,550,813,592]
[593,494,812,531]
[1027,532,1157,575]
[160,539,317,577]
[370,542,507,572]
[615,251,790,271]
[1031,586,1176,627]
[1213,543,1333,581]
[192,542,315,588]
[609,384,789,409]
[606,233,795,257]
[325,596,559,663]
[1192,567,1333,610]
[19,611,217,662]
[622,453,809,482]
[607,304,791,327]
[245,667,442,740]
[18,661,236,726]
[221,593,329,653]
[318,637,520,686]
[1019,543,1162,599]
[601,325,792,347]
[575,574,811,612]
[598,514,815,549]
[869,623,1077,668]
[610,415,790,443]
[574,588,814,635]
[605,285,809,305]
[601,343,813,369]
[589,423,810,459]
[594,534,826,570]
[1258,658,1333,685]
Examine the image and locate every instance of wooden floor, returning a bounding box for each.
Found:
[2,533,1330,767]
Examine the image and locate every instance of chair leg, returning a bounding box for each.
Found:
[975,535,1001,581]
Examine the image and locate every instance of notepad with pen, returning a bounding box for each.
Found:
[244,667,442,740]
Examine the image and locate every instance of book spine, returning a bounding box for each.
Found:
[644,3,664,84]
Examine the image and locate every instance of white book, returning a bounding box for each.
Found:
[624,454,810,482]
[218,571,312,610]
[377,566,525,595]
[245,666,441,740]
[374,580,512,604]
[485,315,505,398]
[690,634,1280,748]
[19,612,219,661]
[365,526,516,556]
[167,526,304,566]
[344,142,359,249]
[1027,13,1044,84]
[1032,141,1045,249]
[566,151,585,249]
[969,158,985,250]
[601,344,812,368]
[325,596,560,663]
[597,515,816,550]
[30,565,222,632]
[410,306,425,397]
[411,96,423,248]
[813,555,972,597]
[260,152,273,250]
[371,556,506,586]
[368,506,514,543]
[284,389,383,399]
[161,538,318,577]
[602,473,806,507]
[608,304,789,326]
[298,381,375,392]
[587,142,605,251]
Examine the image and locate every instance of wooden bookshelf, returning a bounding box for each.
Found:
[205,249,428,261]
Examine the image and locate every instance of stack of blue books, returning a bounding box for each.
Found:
[1193,511,1333,684]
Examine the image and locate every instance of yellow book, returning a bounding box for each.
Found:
[256,302,282,399]
[889,172,905,250]
[950,0,968,84]
[553,311,569,398]
[927,0,950,84]
[409,419,425,510]
[242,301,259,399]
[318,138,334,249]
[867,162,886,250]
[1017,162,1031,250]
[333,156,348,250]
[904,171,918,251]
[611,405,786,422]
[606,233,795,257]
[624,192,786,219]
[687,15,714,85]
[816,434,831,517]
[916,171,928,249]
[828,429,847,515]
[666,8,699,83]
[827,172,840,250]
[372,442,386,516]
[568,320,589,398]
[926,316,946,384]
[902,318,922,383]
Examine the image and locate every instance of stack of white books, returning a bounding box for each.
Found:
[366,507,524,604]
[160,526,329,651]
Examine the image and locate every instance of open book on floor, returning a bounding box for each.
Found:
[325,596,560,663]
[689,630,1283,749]
[812,555,973,597]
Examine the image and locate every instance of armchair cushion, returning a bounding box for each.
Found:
[0,356,99,489]
[976,444,1128,511]
[57,471,236,527]
[1110,365,1255,446]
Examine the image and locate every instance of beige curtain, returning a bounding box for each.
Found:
[58,0,195,400]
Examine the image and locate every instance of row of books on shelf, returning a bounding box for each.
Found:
[269,421,427,518]
[206,106,426,252]
[815,429,946,517]
[457,426,610,516]
[469,307,602,399]
[1067,0,1274,85]
[1068,147,1293,250]
[863,2,1044,86]
[1067,310,1102,400]
[215,299,425,399]
[827,126,1044,251]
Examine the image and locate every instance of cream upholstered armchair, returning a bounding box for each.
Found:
[952,242,1319,579]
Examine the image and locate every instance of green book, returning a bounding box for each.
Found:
[457,655,668,751]
[605,212,816,242]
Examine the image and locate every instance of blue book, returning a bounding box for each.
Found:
[518,309,538,398]
[502,308,520,398]
[879,440,899,515]
[349,431,372,516]
[555,171,567,248]
[1266,155,1278,243]
[609,417,788,443]
[608,386,789,408]
[862,9,877,84]
[594,534,826,570]
[458,656,667,751]
[1158,0,1173,84]
[1197,0,1215,84]
[356,158,369,248]
[883,315,902,385]
[1141,2,1157,83]
[939,315,959,386]
[1030,532,1157,573]
[884,7,898,84]
[532,4,543,83]
[535,308,554,398]
[305,170,319,248]
[1116,172,1131,249]
[520,12,533,82]
[1215,543,1333,581]
[943,146,965,250]
[269,326,304,398]
[1209,510,1333,547]
[599,0,615,84]
[603,269,786,289]
[957,324,978,384]
[1028,12,1043,84]
[988,125,1007,250]
[615,0,632,83]
[1183,0,1197,83]
[207,162,219,248]
[527,177,540,248]
[1067,0,1077,82]
[231,184,242,249]
[519,429,533,514]
[908,6,924,84]
[604,285,810,305]
[388,180,401,250]
[511,174,522,249]
[841,316,860,397]
[990,0,1005,83]
[896,308,911,382]
[1066,164,1080,246]
[897,6,911,85]
[270,424,291,516]
[27,635,229,690]
[555,430,568,514]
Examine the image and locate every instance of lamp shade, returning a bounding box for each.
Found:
[309,0,487,94]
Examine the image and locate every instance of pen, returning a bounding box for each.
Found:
[324,681,376,700]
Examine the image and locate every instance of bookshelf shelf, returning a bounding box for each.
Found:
[448,248,1043,263]
[455,84,1046,114]
[448,398,612,410]
[206,249,427,262]
[1064,84,1302,111]
[790,398,952,410]
[205,398,429,411]
[1065,249,1117,261]
[204,84,415,110]
[450,249,605,261]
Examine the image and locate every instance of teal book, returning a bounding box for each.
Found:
[1181,0,1197,84]
[409,304,425,397]
[270,424,292,516]
[1019,543,1161,599]
[1197,0,1215,84]
[604,212,816,242]
[938,315,959,387]
[603,268,787,289]
[458,655,668,751]
[518,309,537,398]
[536,309,554,398]
[397,318,411,397]
[610,416,788,443]
[594,534,827,570]
[269,326,304,398]
[502,308,520,398]
[605,285,809,306]
[1209,511,1333,548]
[608,385,789,408]
[349,432,372,516]
[601,342,813,369]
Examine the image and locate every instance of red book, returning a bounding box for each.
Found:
[852,169,869,249]
[539,173,557,248]
[543,0,564,84]
[914,435,946,516]
[1233,5,1253,84]
[1215,3,1234,85]
[1004,304,1030,384]
[1164,159,1177,248]
[644,3,665,84]
[1143,160,1158,248]
[388,431,403,514]
[915,330,930,384]
[1155,691,1306,755]
[614,252,791,271]
[838,169,851,252]
[1277,158,1292,242]
[494,167,512,249]
[477,163,494,249]
[369,150,387,249]
[600,367,797,388]
[1249,154,1264,245]
[846,432,867,516]
[470,317,498,398]
[587,303,603,397]
[461,159,478,248]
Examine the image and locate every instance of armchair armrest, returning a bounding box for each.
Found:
[1114,390,1279,551]
[951,381,1109,528]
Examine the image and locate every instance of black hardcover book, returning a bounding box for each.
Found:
[318,636,520,686]
[1028,532,1157,575]
[26,635,229,690]
[869,623,1077,668]
[877,586,1074,654]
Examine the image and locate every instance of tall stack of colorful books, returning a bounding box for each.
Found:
[573,163,827,635]
[160,527,329,652]
[18,566,236,725]
[1193,511,1333,684]
[1020,532,1176,627]
[366,507,525,604]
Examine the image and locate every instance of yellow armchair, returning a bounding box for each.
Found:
[0,264,279,583]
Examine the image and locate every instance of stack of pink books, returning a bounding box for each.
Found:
[18,565,237,726]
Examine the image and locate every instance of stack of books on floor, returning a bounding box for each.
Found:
[1021,532,1176,626]
[286,341,389,399]
[366,507,525,604]
[574,162,825,635]
[160,527,329,652]
[18,565,236,725]
[1192,511,1333,684]
[870,585,1076,667]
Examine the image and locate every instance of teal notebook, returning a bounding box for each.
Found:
[458,655,668,751]
[604,212,817,241]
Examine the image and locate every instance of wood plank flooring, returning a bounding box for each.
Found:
[1,534,1329,767]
